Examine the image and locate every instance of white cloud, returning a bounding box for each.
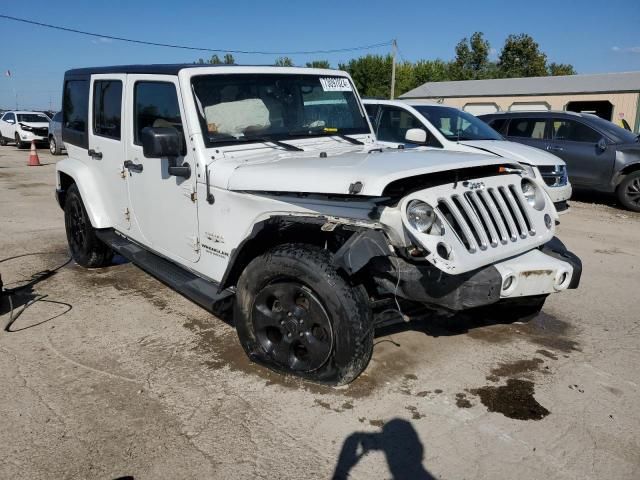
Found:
[612,45,640,53]
[91,37,114,44]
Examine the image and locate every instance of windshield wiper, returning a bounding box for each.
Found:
[206,134,303,151]
[290,127,364,145]
[244,136,304,151]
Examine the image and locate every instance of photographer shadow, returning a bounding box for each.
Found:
[332,418,435,480]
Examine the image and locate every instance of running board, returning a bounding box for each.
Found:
[96,229,233,312]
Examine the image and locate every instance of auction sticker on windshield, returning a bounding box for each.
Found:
[319,77,352,92]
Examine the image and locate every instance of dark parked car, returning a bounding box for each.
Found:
[48,111,65,155]
[479,111,640,211]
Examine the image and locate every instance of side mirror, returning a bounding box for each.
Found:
[141,126,190,179]
[405,128,427,144]
[141,126,183,158]
[596,138,608,152]
[6,119,15,124]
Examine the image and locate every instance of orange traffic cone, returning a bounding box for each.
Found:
[28,140,41,167]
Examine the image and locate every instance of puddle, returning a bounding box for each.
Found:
[455,393,473,408]
[470,379,550,420]
[486,358,545,382]
[467,311,580,353]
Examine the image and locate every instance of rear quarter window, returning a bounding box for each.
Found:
[62,79,90,148]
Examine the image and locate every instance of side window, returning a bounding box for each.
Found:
[93,80,123,140]
[488,118,508,134]
[3,112,15,123]
[364,104,379,125]
[63,79,89,148]
[377,107,423,143]
[506,118,547,139]
[551,119,601,143]
[134,81,183,145]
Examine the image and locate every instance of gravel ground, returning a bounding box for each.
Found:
[1,146,639,479]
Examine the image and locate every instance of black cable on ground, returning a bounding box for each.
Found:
[0,253,72,333]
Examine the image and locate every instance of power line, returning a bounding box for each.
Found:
[0,14,392,56]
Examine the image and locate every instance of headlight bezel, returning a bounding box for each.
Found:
[406,199,437,234]
[521,178,546,211]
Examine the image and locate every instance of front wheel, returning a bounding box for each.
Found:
[14,133,25,149]
[617,172,640,212]
[234,244,373,385]
[64,184,112,268]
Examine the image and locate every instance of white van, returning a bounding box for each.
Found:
[363,100,572,212]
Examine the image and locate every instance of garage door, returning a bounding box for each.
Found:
[463,103,499,116]
[509,103,550,112]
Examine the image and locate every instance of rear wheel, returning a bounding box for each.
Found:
[617,171,640,212]
[49,135,61,155]
[64,184,112,268]
[0,136,7,146]
[235,244,373,385]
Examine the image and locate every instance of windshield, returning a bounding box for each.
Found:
[412,105,503,141]
[17,113,49,123]
[191,74,370,146]
[580,114,639,144]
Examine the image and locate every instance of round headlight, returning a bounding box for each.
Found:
[406,200,436,233]
[521,178,545,211]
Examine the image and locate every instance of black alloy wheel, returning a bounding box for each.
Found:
[252,282,333,372]
[63,184,112,268]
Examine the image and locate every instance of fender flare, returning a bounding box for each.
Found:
[56,157,113,229]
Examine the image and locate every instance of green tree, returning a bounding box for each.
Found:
[208,54,223,64]
[339,54,393,98]
[223,53,235,65]
[548,62,576,76]
[275,57,294,66]
[498,34,548,78]
[306,60,331,68]
[451,32,491,80]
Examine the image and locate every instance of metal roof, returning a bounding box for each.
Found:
[400,71,640,99]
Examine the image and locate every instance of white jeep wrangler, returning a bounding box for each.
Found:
[55,65,581,385]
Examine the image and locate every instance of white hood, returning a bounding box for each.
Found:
[225,148,513,196]
[460,140,564,167]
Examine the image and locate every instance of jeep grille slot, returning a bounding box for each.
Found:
[437,200,472,251]
[436,183,536,253]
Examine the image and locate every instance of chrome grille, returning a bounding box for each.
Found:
[437,185,535,253]
[539,165,568,187]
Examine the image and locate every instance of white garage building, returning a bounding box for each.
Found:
[400,71,640,132]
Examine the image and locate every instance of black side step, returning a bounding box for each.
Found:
[96,229,233,312]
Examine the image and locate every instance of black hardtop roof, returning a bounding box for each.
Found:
[64,63,339,78]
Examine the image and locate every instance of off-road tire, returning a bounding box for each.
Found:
[616,171,640,212]
[235,243,373,385]
[64,184,112,268]
[14,133,25,149]
[49,135,61,155]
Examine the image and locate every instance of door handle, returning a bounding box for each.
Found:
[124,160,144,173]
[88,149,103,159]
[547,145,564,152]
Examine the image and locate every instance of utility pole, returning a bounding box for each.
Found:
[390,39,397,100]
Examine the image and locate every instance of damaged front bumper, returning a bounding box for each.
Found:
[369,237,581,311]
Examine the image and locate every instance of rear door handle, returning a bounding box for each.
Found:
[88,149,103,159]
[547,145,564,152]
[124,160,143,173]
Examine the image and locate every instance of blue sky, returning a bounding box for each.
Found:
[1,0,639,110]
